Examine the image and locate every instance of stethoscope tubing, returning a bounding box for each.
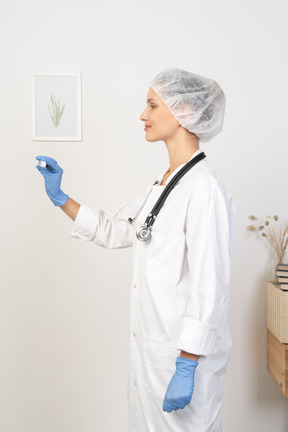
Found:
[129,151,206,241]
[148,152,206,219]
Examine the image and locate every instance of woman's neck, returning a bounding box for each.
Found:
[164,129,200,173]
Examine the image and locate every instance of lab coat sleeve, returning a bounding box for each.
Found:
[70,184,151,249]
[177,185,235,356]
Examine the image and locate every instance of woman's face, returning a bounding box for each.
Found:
[140,87,180,142]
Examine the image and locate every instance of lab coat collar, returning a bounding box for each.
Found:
[155,148,203,186]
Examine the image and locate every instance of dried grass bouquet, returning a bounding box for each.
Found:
[247,215,288,264]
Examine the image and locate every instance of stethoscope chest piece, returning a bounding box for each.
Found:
[136,225,152,242]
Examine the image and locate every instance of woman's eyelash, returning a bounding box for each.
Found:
[150,105,156,108]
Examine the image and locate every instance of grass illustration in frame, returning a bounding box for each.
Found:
[31,72,82,141]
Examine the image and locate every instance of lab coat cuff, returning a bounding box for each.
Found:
[177,316,217,356]
[70,204,100,241]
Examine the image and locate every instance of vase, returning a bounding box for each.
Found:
[272,250,288,283]
[272,252,279,282]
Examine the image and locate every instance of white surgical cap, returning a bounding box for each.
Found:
[150,68,226,143]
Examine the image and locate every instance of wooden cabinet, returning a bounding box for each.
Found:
[267,281,288,397]
[267,282,288,397]
[267,281,288,343]
[267,328,288,397]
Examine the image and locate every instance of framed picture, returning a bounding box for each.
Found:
[31,72,82,141]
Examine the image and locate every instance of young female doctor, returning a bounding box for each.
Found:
[36,68,236,432]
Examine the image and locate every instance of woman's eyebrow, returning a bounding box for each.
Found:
[147,98,158,103]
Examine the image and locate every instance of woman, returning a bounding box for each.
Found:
[36,68,236,432]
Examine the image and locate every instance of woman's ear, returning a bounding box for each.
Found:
[174,103,193,123]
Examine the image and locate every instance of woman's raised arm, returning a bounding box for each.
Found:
[60,197,80,221]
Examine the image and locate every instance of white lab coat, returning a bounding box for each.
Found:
[71,149,236,432]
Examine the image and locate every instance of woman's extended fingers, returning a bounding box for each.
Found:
[36,155,57,163]
[35,164,45,174]
[36,156,60,171]
[35,164,52,179]
[36,156,63,172]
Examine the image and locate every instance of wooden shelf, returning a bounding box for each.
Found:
[267,328,288,397]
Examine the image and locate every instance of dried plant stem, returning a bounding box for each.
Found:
[283,233,288,251]
[278,224,283,252]
[280,226,285,250]
[265,225,278,254]
[264,228,278,250]
[273,225,281,256]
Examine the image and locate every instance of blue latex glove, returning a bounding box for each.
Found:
[36,156,69,206]
[163,356,198,413]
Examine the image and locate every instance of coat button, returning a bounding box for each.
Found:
[133,283,136,289]
[132,331,136,337]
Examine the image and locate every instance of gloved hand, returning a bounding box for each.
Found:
[36,156,69,206]
[163,356,198,413]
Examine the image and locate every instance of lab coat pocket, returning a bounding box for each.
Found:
[143,335,180,400]
[145,232,185,284]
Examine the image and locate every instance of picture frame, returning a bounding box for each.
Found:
[31,72,82,141]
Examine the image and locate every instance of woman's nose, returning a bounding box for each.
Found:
[139,108,148,122]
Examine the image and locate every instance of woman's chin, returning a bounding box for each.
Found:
[145,133,160,143]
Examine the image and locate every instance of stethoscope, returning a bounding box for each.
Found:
[128,152,206,242]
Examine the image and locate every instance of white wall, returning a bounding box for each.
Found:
[1,0,288,430]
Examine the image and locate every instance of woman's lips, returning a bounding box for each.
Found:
[144,125,151,131]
